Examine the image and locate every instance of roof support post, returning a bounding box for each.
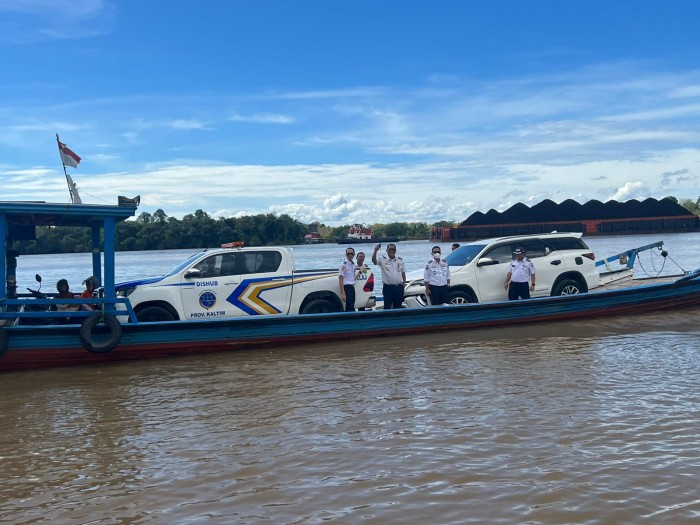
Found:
[103,216,116,311]
[91,224,102,286]
[0,212,6,301]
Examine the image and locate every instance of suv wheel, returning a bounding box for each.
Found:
[552,279,584,296]
[448,290,477,304]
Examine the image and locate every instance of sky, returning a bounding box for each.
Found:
[1,1,699,226]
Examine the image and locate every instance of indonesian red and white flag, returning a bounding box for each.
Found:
[57,139,81,168]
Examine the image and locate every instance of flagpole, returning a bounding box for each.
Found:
[56,133,81,204]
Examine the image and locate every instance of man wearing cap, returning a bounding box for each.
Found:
[504,247,536,300]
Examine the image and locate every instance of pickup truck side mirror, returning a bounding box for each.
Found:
[476,257,499,267]
[184,269,202,279]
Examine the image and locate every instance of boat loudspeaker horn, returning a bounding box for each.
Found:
[118,195,141,208]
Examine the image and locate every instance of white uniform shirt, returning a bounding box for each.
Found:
[355,263,368,281]
[508,258,535,283]
[377,255,405,285]
[424,258,450,286]
[339,259,356,285]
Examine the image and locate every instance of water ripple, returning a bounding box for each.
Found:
[1,311,699,524]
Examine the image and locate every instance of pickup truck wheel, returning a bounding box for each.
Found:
[552,279,583,296]
[136,306,176,323]
[301,299,339,314]
[448,290,476,304]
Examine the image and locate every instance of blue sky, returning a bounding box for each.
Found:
[1,1,699,225]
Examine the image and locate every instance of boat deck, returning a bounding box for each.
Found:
[595,273,687,291]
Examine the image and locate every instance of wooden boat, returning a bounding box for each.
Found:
[1,200,699,372]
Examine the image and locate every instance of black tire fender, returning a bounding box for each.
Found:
[80,313,122,354]
[0,327,7,357]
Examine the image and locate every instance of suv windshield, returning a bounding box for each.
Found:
[444,244,486,267]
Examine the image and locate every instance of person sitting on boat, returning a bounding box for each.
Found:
[55,279,79,312]
[80,275,99,310]
[504,248,536,300]
[424,246,450,305]
[339,248,357,311]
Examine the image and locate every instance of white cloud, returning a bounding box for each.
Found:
[169,119,209,130]
[10,122,86,132]
[604,103,700,123]
[229,112,294,124]
[607,181,648,201]
[0,0,115,42]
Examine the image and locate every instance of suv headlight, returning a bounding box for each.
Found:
[116,286,136,297]
[404,279,425,292]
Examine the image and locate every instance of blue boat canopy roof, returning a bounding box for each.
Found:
[0,199,138,228]
[1,198,139,302]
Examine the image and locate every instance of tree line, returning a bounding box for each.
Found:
[13,197,699,255]
[679,196,700,215]
[15,209,450,254]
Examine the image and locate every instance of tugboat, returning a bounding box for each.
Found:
[337,224,399,244]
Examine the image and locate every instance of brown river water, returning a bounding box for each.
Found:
[1,233,699,523]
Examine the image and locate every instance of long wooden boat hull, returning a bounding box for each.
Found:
[2,271,699,371]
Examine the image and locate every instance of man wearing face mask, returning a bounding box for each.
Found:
[424,245,450,306]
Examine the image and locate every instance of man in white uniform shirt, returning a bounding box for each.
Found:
[372,243,406,309]
[504,247,536,300]
[424,245,450,305]
[339,248,357,311]
[355,251,368,281]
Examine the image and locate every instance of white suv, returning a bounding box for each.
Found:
[404,233,600,306]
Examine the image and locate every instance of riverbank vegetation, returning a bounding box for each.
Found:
[14,197,699,254]
[679,196,700,215]
[16,209,449,254]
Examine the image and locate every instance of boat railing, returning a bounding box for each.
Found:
[595,241,665,271]
[0,297,137,325]
[675,268,700,283]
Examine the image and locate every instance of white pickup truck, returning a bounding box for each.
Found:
[116,243,376,322]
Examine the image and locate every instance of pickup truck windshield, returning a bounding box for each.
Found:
[165,252,205,276]
[444,244,486,267]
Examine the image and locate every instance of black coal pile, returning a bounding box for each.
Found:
[460,198,693,226]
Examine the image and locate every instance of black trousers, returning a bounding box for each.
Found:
[508,281,530,300]
[383,283,404,309]
[343,284,356,311]
[429,285,449,305]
